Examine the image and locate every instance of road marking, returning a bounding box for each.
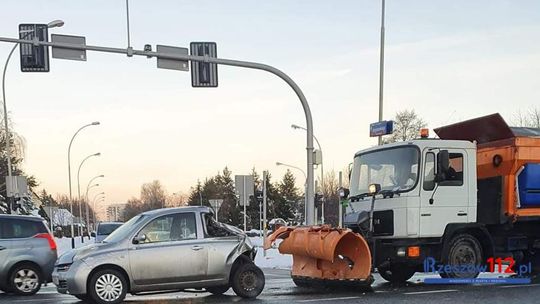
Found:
[298,296,361,302]
[404,289,458,295]
[500,283,540,288]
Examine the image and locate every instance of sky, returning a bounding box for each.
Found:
[1,0,539,207]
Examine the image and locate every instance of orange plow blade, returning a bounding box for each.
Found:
[264,225,373,286]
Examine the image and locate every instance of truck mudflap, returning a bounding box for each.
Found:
[264,225,373,286]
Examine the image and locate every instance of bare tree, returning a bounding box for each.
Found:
[384,110,427,143]
[512,107,540,128]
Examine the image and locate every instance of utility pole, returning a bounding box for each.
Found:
[338,171,343,227]
[263,170,268,257]
[378,0,386,146]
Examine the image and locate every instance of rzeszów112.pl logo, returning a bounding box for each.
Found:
[423,257,532,284]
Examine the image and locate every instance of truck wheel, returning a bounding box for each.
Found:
[9,264,42,295]
[378,264,415,283]
[231,262,265,298]
[89,269,127,304]
[440,233,482,279]
[206,285,229,295]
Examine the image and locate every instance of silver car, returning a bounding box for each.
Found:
[52,206,265,304]
[0,214,58,295]
[92,222,123,243]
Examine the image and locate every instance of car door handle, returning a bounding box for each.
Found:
[457,212,467,216]
[191,245,203,251]
[421,213,431,217]
[0,246,5,251]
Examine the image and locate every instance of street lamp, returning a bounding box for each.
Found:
[76,152,100,241]
[94,197,105,222]
[86,174,104,228]
[67,121,99,248]
[92,192,105,223]
[2,19,64,213]
[291,124,325,223]
[276,161,308,224]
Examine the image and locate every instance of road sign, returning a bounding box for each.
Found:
[370,120,394,137]
[235,175,254,206]
[51,34,87,61]
[6,176,29,198]
[156,45,189,71]
[190,42,218,87]
[19,24,49,72]
[209,199,224,221]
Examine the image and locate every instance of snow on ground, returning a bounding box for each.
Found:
[250,237,293,270]
[56,236,95,256]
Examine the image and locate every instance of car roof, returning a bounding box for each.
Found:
[98,221,123,225]
[0,214,45,222]
[141,206,213,217]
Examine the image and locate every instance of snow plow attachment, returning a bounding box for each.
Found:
[264,225,373,287]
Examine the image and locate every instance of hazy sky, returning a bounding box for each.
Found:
[1,0,539,205]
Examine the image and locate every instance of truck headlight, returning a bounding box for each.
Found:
[397,247,406,257]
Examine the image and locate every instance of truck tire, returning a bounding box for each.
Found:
[378,264,415,283]
[231,262,265,298]
[206,285,229,295]
[440,233,483,279]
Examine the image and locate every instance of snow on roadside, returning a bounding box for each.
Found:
[250,237,292,270]
[55,237,95,256]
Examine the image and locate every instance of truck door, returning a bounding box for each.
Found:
[420,149,470,237]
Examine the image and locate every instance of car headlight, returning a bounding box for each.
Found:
[56,263,72,272]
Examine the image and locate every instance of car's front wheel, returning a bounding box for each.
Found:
[88,269,127,304]
[9,264,42,295]
[231,262,265,298]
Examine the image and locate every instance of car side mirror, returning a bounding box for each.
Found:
[90,232,96,238]
[132,234,147,244]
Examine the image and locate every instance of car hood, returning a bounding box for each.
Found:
[56,242,112,265]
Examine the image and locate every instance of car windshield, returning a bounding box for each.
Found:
[97,223,123,235]
[103,215,146,243]
[350,146,420,197]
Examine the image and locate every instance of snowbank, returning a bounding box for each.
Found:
[56,236,95,256]
[250,236,292,269]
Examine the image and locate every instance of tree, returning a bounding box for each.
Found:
[275,170,301,223]
[319,170,340,226]
[140,180,167,210]
[384,110,427,143]
[513,108,540,128]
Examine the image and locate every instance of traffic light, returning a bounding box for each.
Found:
[19,24,50,72]
[315,193,324,208]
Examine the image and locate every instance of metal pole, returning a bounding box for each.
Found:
[243,176,247,232]
[315,180,318,225]
[377,0,386,146]
[68,122,99,248]
[338,171,343,228]
[86,175,103,230]
[263,170,267,257]
[77,153,99,243]
[0,36,316,224]
[125,0,131,49]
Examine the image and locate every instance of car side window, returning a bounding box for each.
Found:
[138,213,197,244]
[2,219,42,239]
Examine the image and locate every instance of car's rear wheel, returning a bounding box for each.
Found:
[89,269,127,304]
[206,285,229,295]
[9,264,42,295]
[231,262,265,298]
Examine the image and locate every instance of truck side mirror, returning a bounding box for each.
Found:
[90,231,96,238]
[436,150,450,182]
[339,187,350,199]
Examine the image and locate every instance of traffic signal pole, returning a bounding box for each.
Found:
[0,36,317,225]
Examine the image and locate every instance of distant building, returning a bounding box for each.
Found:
[106,203,126,222]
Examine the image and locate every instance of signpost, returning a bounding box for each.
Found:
[235,175,254,231]
[370,120,394,137]
[18,24,49,72]
[51,34,87,61]
[208,199,223,221]
[190,42,218,87]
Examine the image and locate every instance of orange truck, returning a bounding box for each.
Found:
[266,113,540,286]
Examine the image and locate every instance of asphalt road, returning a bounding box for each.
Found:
[0,269,539,303]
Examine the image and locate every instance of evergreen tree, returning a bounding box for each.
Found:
[275,170,301,222]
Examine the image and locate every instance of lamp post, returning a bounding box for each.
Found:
[67,122,99,248]
[276,161,308,224]
[92,192,105,222]
[2,20,64,214]
[86,174,104,229]
[76,152,100,242]
[378,0,386,146]
[291,124,325,223]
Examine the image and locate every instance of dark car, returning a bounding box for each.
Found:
[92,222,123,243]
[0,214,58,295]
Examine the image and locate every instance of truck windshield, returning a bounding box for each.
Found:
[350,146,420,197]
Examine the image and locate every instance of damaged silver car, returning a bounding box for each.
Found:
[52,206,264,304]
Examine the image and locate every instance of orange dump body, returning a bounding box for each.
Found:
[264,225,372,282]
[435,113,540,219]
